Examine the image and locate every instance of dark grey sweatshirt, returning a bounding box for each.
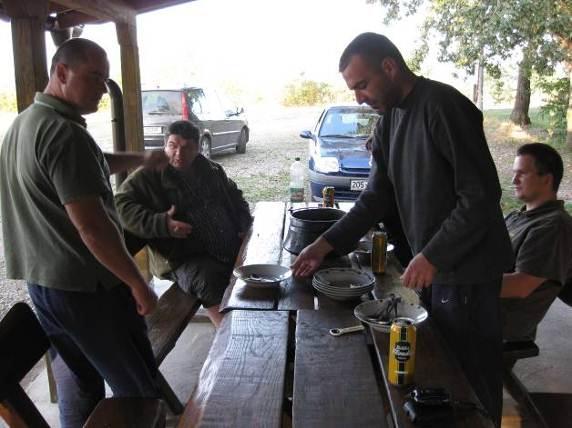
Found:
[324,77,513,284]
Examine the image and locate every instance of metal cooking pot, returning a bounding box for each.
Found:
[283,207,347,255]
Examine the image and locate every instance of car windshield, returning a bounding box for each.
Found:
[319,108,379,138]
[142,91,182,115]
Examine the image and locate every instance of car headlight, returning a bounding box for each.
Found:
[314,156,339,173]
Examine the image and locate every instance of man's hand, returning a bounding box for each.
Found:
[291,237,334,277]
[166,205,192,238]
[130,283,159,315]
[143,150,169,170]
[401,253,437,289]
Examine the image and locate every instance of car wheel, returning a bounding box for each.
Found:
[236,128,247,154]
[200,136,211,159]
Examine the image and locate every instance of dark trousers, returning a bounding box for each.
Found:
[28,283,159,428]
[422,280,503,427]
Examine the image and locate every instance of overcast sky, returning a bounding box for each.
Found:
[0,0,471,103]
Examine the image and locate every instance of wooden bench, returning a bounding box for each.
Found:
[146,282,202,414]
[502,340,548,427]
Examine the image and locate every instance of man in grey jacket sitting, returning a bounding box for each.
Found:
[115,120,253,326]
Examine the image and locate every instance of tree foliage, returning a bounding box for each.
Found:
[282,79,335,106]
[368,0,571,137]
[369,0,570,76]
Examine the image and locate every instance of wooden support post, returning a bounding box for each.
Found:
[116,20,144,153]
[4,0,49,112]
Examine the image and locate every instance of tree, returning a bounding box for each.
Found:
[368,0,572,139]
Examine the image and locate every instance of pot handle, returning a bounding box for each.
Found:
[289,205,340,214]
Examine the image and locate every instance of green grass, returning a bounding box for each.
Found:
[485,107,547,126]
[233,172,291,203]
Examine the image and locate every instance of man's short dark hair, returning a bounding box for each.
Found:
[517,143,564,192]
[165,120,200,144]
[339,32,407,73]
[50,38,106,75]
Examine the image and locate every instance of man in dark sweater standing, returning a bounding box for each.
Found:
[292,32,513,426]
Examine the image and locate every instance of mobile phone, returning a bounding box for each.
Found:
[411,387,451,406]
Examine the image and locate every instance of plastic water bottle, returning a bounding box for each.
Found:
[289,157,305,202]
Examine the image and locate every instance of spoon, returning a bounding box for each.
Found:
[329,325,365,337]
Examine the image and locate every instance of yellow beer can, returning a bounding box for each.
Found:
[371,231,388,274]
[322,186,335,208]
[388,317,416,386]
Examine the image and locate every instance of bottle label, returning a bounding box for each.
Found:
[290,187,304,202]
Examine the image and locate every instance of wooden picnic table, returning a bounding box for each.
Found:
[178,201,493,428]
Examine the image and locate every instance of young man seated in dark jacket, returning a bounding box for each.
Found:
[115,121,253,326]
[501,143,572,342]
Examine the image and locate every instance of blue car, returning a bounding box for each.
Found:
[300,105,379,201]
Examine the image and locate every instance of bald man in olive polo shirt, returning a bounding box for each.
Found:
[0,39,167,427]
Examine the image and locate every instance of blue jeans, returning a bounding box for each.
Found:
[28,283,159,428]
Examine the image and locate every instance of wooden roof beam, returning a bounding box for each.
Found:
[49,0,135,24]
[3,0,49,111]
[54,10,103,28]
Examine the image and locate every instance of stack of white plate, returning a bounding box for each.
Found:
[312,268,375,301]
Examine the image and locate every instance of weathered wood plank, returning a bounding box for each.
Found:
[146,283,201,365]
[371,320,494,428]
[115,19,144,153]
[51,0,135,23]
[221,202,286,311]
[293,309,387,427]
[181,310,289,428]
[278,202,315,311]
[5,0,49,112]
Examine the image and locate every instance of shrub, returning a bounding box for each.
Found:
[0,92,17,112]
[282,79,335,106]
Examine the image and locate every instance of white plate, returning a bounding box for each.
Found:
[233,264,291,287]
[312,278,373,292]
[313,268,375,289]
[354,298,428,333]
[312,281,373,297]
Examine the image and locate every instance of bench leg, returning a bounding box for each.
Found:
[503,366,549,428]
[156,371,183,415]
[44,353,58,404]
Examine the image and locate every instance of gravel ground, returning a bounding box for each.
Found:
[1,106,571,319]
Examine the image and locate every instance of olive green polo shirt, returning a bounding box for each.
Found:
[502,200,572,340]
[0,93,122,291]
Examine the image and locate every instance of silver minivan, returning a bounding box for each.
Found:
[142,87,249,157]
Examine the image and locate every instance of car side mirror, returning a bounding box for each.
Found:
[238,107,244,114]
[299,130,313,139]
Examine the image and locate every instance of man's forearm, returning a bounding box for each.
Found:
[501,272,545,298]
[65,197,149,293]
[81,220,148,291]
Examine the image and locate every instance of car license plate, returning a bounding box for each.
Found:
[350,180,368,191]
[145,126,163,135]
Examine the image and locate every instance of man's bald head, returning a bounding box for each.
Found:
[50,38,107,75]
